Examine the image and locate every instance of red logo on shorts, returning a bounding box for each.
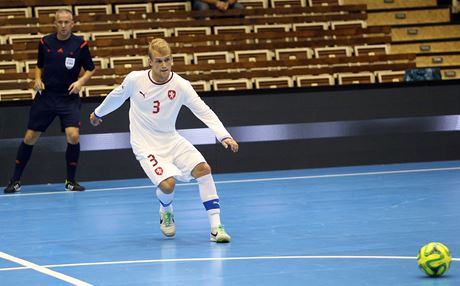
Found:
[155,167,163,175]
[168,90,176,100]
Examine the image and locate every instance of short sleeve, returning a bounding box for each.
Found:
[79,41,95,72]
[36,38,45,68]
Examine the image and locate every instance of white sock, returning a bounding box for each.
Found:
[196,174,221,229]
[209,213,221,231]
[156,188,173,213]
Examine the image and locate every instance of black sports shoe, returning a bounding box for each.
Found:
[65,180,85,192]
[4,180,21,194]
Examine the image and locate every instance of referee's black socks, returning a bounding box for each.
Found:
[66,143,80,181]
[12,142,34,181]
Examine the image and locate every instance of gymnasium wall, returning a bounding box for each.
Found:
[1,80,460,184]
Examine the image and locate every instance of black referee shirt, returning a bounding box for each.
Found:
[37,33,95,94]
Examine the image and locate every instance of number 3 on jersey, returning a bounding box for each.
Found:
[153,100,160,114]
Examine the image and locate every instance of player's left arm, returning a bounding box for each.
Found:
[69,40,96,95]
[184,82,238,152]
[68,68,95,95]
[221,137,239,153]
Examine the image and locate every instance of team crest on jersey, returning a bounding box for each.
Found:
[155,167,163,176]
[167,90,176,100]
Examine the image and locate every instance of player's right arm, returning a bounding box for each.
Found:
[89,112,102,126]
[33,66,45,92]
[34,37,46,92]
[90,72,134,126]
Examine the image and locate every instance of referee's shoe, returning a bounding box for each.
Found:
[4,180,21,194]
[65,180,85,192]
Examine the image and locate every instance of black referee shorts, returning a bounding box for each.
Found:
[27,90,82,132]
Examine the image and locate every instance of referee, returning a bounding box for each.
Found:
[4,9,95,193]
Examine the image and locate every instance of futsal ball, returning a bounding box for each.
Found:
[417,242,452,277]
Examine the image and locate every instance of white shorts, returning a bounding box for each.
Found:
[135,135,206,186]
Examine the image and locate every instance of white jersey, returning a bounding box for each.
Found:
[94,70,231,157]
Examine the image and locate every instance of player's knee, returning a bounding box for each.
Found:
[65,127,80,144]
[66,133,80,144]
[159,177,176,194]
[23,130,40,145]
[192,162,212,178]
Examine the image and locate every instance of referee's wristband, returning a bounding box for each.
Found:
[93,112,103,119]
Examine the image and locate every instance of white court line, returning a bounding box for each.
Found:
[0,251,92,285]
[3,166,460,197]
[0,255,459,272]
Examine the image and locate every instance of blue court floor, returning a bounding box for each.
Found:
[1,160,460,286]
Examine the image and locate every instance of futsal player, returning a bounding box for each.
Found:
[4,9,95,193]
[89,38,238,243]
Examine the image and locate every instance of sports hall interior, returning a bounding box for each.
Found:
[0,0,459,100]
[1,0,460,183]
[1,1,460,285]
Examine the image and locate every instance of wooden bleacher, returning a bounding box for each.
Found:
[341,0,438,11]
[0,1,421,100]
[356,1,460,80]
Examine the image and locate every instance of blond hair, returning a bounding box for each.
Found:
[148,38,171,59]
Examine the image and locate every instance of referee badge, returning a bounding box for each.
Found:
[65,57,75,70]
